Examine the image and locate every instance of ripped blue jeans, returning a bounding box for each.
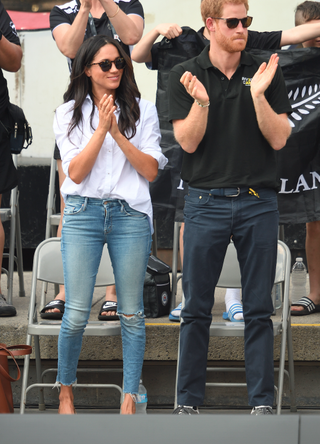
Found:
[57,196,151,395]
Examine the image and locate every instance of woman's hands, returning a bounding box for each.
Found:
[97,94,117,134]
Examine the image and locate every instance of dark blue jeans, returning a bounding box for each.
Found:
[178,187,278,407]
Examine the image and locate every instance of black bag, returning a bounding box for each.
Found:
[143,255,171,318]
[8,103,33,154]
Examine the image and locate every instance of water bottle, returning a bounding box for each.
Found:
[135,379,148,414]
[271,283,282,310]
[291,257,307,300]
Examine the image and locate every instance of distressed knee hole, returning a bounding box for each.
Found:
[118,311,144,321]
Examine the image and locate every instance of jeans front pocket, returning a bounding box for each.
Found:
[63,196,87,216]
[121,201,147,219]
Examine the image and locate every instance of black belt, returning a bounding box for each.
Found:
[189,186,249,197]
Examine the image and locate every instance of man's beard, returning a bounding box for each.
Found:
[216,29,248,53]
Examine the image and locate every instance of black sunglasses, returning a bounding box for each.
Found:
[211,16,253,29]
[89,57,126,72]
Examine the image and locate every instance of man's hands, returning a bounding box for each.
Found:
[250,54,291,151]
[250,53,279,99]
[180,71,210,106]
[155,23,182,40]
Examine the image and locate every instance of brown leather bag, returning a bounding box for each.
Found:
[0,343,32,413]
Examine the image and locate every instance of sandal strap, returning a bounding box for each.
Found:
[292,296,315,312]
[40,299,65,313]
[100,301,118,311]
[228,303,243,317]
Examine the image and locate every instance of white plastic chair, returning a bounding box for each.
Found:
[174,236,296,414]
[20,237,122,413]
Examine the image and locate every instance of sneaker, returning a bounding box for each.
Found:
[169,302,182,321]
[173,405,199,415]
[251,405,273,415]
[0,293,16,317]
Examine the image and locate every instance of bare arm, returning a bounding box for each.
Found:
[100,0,144,46]
[108,98,158,182]
[131,23,182,64]
[69,95,158,184]
[250,54,291,151]
[53,0,144,60]
[52,0,91,59]
[0,35,22,72]
[172,71,210,154]
[111,129,158,182]
[280,21,320,47]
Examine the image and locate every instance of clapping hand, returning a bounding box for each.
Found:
[180,71,210,106]
[251,53,279,99]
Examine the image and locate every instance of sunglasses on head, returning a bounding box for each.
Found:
[212,16,253,29]
[88,57,126,72]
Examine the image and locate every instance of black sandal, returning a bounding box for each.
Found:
[291,296,320,316]
[98,301,119,321]
[40,299,65,320]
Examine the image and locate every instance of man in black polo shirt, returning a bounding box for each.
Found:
[168,0,292,415]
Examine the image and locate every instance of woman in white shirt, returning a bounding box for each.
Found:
[53,35,167,415]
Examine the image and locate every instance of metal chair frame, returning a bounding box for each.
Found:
[20,237,122,414]
[0,155,25,304]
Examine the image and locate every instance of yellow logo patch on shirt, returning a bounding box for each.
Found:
[242,77,252,86]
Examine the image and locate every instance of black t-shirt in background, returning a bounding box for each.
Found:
[0,2,20,118]
[50,0,144,69]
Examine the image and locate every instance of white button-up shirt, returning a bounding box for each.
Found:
[53,95,167,231]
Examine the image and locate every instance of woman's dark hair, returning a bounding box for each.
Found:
[63,35,141,139]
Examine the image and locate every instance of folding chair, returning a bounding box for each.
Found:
[20,237,122,413]
[174,238,296,414]
[45,153,60,239]
[0,155,25,304]
[171,221,183,311]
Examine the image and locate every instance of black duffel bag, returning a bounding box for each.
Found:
[143,255,171,318]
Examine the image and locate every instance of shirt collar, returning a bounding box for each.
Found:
[197,45,253,70]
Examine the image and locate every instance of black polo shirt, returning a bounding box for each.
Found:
[168,46,292,190]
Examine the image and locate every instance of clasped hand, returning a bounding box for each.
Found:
[98,94,119,137]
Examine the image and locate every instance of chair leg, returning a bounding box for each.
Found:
[34,335,46,411]
[287,321,297,412]
[174,325,181,410]
[15,200,25,298]
[171,221,180,311]
[20,335,32,414]
[276,318,288,414]
[6,187,17,305]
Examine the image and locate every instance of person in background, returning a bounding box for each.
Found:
[41,0,144,321]
[290,1,320,316]
[0,2,22,317]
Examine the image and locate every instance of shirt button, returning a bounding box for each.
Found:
[221,77,224,80]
